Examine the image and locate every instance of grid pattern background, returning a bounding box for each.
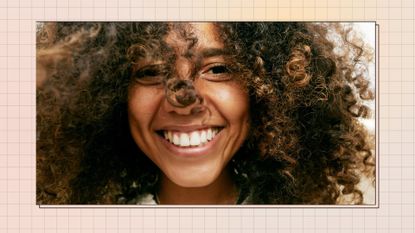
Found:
[0,0,412,232]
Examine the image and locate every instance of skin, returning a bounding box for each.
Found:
[127,23,250,204]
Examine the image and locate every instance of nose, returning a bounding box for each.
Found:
[162,56,207,115]
[163,78,206,115]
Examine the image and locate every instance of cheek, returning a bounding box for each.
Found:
[212,85,250,123]
[127,86,163,131]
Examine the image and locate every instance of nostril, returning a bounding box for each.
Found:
[175,89,197,106]
[165,78,203,108]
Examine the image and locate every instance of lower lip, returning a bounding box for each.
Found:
[156,130,223,157]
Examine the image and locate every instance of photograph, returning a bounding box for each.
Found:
[36,22,376,205]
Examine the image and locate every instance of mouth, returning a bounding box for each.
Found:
[156,127,223,148]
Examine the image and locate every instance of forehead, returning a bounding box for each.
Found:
[164,23,224,54]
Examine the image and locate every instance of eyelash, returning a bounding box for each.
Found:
[133,65,166,85]
[201,63,233,81]
[133,63,234,85]
[207,65,229,74]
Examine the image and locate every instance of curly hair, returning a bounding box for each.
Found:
[36,22,375,204]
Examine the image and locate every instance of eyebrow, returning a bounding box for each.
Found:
[181,48,231,59]
[199,48,231,58]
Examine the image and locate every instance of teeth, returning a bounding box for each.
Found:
[200,130,207,143]
[179,133,190,146]
[162,128,220,147]
[173,134,180,145]
[167,131,173,142]
[190,131,200,146]
[207,129,212,140]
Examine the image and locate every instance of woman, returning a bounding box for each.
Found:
[36,22,375,204]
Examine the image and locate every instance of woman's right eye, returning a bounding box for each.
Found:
[140,68,160,77]
[133,65,166,85]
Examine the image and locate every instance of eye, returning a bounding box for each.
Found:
[140,68,160,77]
[208,65,229,74]
[201,63,234,81]
[132,64,167,85]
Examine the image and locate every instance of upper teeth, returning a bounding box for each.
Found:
[163,128,219,147]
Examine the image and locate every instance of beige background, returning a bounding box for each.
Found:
[0,0,412,232]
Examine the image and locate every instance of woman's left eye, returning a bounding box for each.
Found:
[208,65,229,74]
[202,64,233,81]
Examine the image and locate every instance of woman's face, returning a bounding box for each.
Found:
[127,23,250,188]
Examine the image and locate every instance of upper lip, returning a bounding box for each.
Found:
[155,125,223,132]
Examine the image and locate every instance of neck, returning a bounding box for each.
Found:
[157,169,238,205]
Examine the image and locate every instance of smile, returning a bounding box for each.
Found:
[161,127,221,147]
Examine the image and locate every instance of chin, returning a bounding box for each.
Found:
[167,168,220,188]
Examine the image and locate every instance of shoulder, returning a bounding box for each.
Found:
[135,193,158,205]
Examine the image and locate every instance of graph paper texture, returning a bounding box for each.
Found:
[0,0,412,232]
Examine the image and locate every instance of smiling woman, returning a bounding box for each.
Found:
[127,24,249,204]
[36,22,375,205]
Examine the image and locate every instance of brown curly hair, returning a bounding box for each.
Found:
[36,22,375,204]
